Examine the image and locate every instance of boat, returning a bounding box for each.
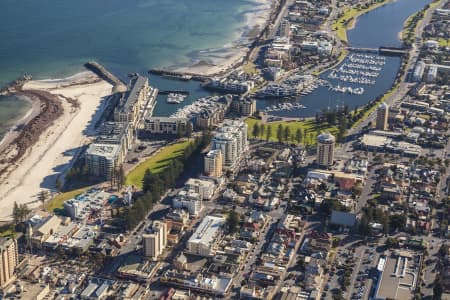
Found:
[166,93,186,104]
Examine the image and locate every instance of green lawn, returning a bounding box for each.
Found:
[438,38,450,47]
[246,118,337,145]
[125,140,191,189]
[46,186,92,212]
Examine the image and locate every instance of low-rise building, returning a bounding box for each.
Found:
[187,215,225,257]
[142,117,190,135]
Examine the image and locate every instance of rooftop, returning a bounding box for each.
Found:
[188,215,225,246]
[86,143,121,159]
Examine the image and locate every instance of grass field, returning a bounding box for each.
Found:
[125,140,191,189]
[438,38,450,47]
[46,186,92,212]
[246,118,337,145]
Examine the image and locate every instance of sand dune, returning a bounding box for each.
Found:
[0,71,112,220]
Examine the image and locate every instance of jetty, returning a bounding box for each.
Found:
[0,75,32,96]
[159,90,190,95]
[84,61,127,93]
[148,69,209,82]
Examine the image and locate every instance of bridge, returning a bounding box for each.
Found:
[346,46,408,56]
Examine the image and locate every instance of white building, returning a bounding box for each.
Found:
[187,215,225,257]
[172,190,203,216]
[85,144,121,179]
[184,178,216,200]
[211,120,248,168]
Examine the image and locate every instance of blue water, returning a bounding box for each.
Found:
[0,0,267,133]
[257,0,431,117]
[0,0,432,131]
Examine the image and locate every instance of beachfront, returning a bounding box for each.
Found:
[0,71,113,220]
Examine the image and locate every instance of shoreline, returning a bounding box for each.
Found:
[0,94,41,155]
[171,0,276,76]
[0,71,113,220]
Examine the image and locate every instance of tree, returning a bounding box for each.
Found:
[295,128,302,144]
[12,202,20,225]
[266,125,272,141]
[227,210,240,234]
[283,126,291,143]
[186,122,193,138]
[37,190,49,209]
[252,123,260,138]
[385,237,398,248]
[276,124,284,143]
[55,177,62,192]
[260,124,265,138]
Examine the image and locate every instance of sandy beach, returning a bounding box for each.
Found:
[0,71,112,220]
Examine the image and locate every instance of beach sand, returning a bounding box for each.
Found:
[0,71,112,220]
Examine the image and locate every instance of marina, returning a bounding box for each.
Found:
[166,93,187,104]
[170,95,225,119]
[263,102,306,112]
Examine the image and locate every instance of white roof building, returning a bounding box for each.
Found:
[187,215,225,257]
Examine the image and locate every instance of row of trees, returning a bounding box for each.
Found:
[251,122,316,145]
[123,133,212,229]
[12,201,31,225]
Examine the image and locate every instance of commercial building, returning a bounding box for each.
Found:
[187,215,225,257]
[412,61,425,82]
[211,120,248,168]
[316,132,335,167]
[376,103,389,131]
[143,221,167,260]
[0,237,18,287]
[85,143,122,179]
[64,189,111,221]
[142,117,190,135]
[204,149,223,177]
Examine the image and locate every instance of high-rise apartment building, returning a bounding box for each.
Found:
[316,132,336,167]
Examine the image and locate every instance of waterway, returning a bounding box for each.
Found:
[257,0,431,118]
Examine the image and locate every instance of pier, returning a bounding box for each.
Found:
[84,61,127,93]
[346,46,407,56]
[158,90,190,95]
[148,69,209,82]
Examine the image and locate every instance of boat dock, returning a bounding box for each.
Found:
[84,61,127,93]
[159,90,190,95]
[148,69,209,82]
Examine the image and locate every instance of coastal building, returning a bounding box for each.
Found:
[85,143,122,179]
[96,122,132,164]
[211,120,248,168]
[142,117,190,135]
[114,75,157,135]
[230,97,256,116]
[316,132,335,167]
[143,221,167,260]
[186,215,225,257]
[206,78,255,94]
[376,103,389,131]
[64,189,110,221]
[204,149,223,177]
[0,237,18,287]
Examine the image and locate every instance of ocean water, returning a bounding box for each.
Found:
[0,95,31,139]
[0,0,269,135]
